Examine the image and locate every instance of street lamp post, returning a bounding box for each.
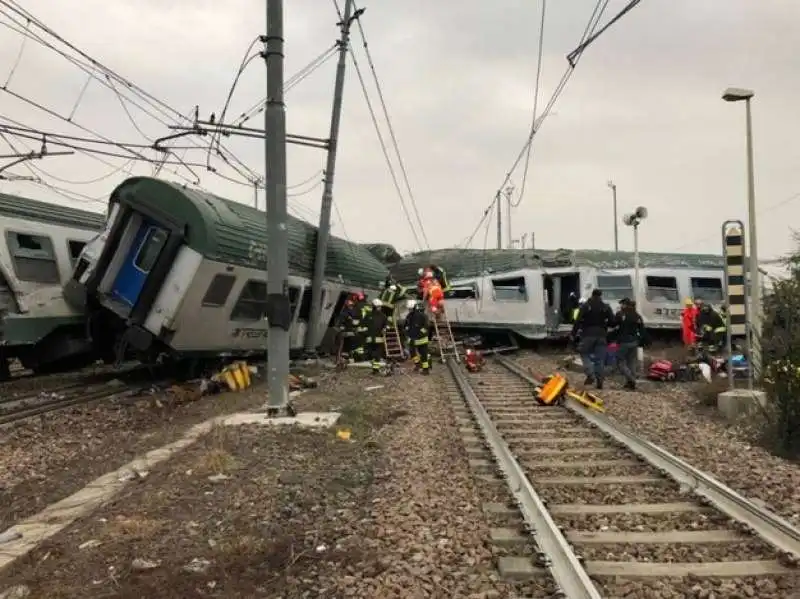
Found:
[624,206,648,366]
[722,87,760,375]
[608,180,619,252]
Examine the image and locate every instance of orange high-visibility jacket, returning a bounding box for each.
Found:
[681,306,698,346]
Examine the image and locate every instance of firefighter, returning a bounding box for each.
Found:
[335,297,359,360]
[364,298,388,374]
[695,303,726,351]
[566,292,580,323]
[404,299,431,374]
[425,277,445,314]
[428,264,451,292]
[681,297,698,347]
[378,277,407,326]
[352,292,368,361]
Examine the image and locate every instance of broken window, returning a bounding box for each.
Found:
[134,227,168,273]
[6,232,59,284]
[491,276,527,301]
[645,275,679,302]
[67,240,86,266]
[691,277,723,302]
[202,274,236,307]
[596,274,634,302]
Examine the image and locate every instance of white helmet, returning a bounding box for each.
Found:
[389,284,396,291]
[417,268,424,276]
[372,298,382,307]
[578,297,587,304]
[406,299,417,309]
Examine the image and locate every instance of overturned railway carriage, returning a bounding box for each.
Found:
[63,177,386,364]
[0,193,105,377]
[392,248,725,340]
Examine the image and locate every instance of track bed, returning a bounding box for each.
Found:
[447,356,800,597]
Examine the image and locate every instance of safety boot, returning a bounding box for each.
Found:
[583,375,595,386]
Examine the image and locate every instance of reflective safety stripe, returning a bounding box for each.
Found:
[374,337,385,343]
[413,338,429,346]
[713,327,727,333]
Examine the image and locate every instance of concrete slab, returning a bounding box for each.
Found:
[717,389,767,422]
[550,502,708,515]
[534,475,665,485]
[568,529,744,544]
[477,474,503,485]
[483,502,518,517]
[490,527,527,547]
[468,459,493,472]
[525,459,641,469]
[222,411,340,428]
[585,559,794,578]
[516,447,618,456]
[497,556,545,580]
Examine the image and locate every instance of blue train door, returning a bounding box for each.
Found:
[111,221,169,307]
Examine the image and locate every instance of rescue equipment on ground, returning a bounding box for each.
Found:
[530,371,605,412]
[464,348,485,372]
[647,359,676,381]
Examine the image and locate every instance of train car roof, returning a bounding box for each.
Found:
[109,177,389,287]
[391,248,725,281]
[0,192,105,231]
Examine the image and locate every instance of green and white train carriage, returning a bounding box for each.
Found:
[64,176,387,364]
[0,192,105,377]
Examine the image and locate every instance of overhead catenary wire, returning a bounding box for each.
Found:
[332,1,425,251]
[0,2,260,186]
[461,0,614,248]
[349,0,430,250]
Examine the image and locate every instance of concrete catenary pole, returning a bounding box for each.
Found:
[305,0,355,352]
[264,0,291,412]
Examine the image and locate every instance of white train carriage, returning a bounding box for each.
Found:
[63,177,386,365]
[392,248,726,340]
[0,192,105,376]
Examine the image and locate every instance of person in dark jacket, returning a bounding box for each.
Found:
[363,298,388,374]
[614,300,645,390]
[403,300,431,374]
[572,288,615,389]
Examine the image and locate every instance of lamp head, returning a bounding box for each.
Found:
[722,87,754,102]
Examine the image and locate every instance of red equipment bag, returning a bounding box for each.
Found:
[647,359,676,381]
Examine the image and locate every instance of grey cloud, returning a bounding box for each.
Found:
[0,0,799,260]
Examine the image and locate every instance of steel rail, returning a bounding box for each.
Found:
[497,356,800,560]
[446,358,603,599]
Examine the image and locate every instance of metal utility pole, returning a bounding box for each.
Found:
[305,0,356,352]
[505,187,513,249]
[495,190,502,249]
[607,180,618,252]
[264,0,292,414]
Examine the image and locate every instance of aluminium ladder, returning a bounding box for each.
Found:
[383,306,406,361]
[431,307,460,363]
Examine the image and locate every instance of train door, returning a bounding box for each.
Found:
[542,274,559,331]
[110,221,168,307]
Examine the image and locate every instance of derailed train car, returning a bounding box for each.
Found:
[0,193,105,378]
[53,177,387,366]
[391,247,726,341]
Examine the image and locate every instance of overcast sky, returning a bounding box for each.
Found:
[0,0,798,260]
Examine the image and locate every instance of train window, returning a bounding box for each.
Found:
[691,277,723,302]
[447,283,478,299]
[596,275,633,301]
[6,231,59,284]
[230,279,267,321]
[491,276,527,301]
[645,275,679,302]
[67,240,86,266]
[297,287,313,321]
[202,274,236,307]
[134,227,168,273]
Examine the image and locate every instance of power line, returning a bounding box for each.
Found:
[350,1,430,250]
[0,2,260,186]
[514,0,547,209]
[333,1,424,251]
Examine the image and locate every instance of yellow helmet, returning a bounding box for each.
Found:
[684,298,693,306]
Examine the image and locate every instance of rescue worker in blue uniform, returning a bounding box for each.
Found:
[571,289,615,389]
[363,298,388,374]
[403,299,431,374]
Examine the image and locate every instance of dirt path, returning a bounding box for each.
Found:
[0,366,545,598]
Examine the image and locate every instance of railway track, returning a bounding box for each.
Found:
[0,366,157,426]
[447,355,800,597]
